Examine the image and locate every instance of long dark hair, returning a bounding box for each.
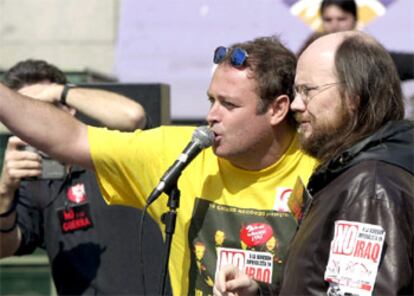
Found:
[327,33,404,160]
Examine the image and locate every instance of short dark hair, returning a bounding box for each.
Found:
[3,59,67,90]
[220,36,297,114]
[320,0,358,21]
[333,33,404,152]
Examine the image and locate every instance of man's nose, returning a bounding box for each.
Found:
[290,94,306,112]
[206,102,220,124]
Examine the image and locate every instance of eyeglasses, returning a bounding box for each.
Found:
[213,46,249,67]
[293,82,340,105]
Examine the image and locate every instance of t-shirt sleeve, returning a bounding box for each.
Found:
[87,126,196,210]
[88,126,157,208]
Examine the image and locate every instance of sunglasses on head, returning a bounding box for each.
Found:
[213,46,248,67]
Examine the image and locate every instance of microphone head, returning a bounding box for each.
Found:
[192,126,214,148]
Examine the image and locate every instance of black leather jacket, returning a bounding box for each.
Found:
[279,120,414,295]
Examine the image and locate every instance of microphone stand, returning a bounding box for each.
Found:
[159,182,180,296]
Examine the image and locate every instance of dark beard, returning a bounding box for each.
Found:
[299,108,353,163]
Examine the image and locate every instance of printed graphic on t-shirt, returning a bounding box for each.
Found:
[273,187,292,212]
[287,177,311,225]
[188,198,296,296]
[324,220,386,296]
[216,247,274,284]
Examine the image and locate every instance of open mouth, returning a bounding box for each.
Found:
[211,131,221,143]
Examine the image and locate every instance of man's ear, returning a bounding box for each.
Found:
[268,94,290,126]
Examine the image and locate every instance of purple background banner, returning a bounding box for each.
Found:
[115,0,413,120]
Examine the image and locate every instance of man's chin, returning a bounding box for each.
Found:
[297,129,312,143]
[212,145,221,156]
[298,133,320,158]
[212,146,230,159]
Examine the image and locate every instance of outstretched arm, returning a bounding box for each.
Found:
[19,83,147,131]
[0,83,92,169]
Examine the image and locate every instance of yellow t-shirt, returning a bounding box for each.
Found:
[88,126,317,296]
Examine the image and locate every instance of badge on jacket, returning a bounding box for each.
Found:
[324,220,386,296]
[57,183,94,233]
[287,177,312,225]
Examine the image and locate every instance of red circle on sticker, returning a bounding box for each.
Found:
[240,223,273,247]
[66,184,86,203]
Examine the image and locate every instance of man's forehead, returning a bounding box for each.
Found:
[213,62,251,78]
[210,63,255,88]
[302,31,350,58]
[296,32,350,78]
[305,38,338,58]
[296,49,336,83]
[208,64,261,106]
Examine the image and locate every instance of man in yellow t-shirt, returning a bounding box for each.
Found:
[0,36,317,295]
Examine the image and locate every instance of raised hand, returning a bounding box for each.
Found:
[213,264,259,296]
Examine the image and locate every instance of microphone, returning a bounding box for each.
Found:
[146,126,214,206]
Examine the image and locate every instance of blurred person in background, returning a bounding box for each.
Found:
[0,59,164,295]
[320,0,357,34]
[298,0,414,82]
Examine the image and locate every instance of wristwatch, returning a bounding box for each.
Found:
[60,83,77,105]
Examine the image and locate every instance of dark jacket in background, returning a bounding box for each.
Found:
[15,167,166,295]
[390,51,414,81]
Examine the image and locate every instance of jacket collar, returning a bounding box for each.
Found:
[308,120,414,194]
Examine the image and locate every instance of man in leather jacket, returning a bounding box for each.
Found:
[279,31,414,295]
[214,31,413,296]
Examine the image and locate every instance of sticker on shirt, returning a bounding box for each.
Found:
[66,183,87,203]
[324,220,386,296]
[216,247,274,284]
[188,198,296,295]
[57,203,94,233]
[287,177,312,225]
[273,187,292,212]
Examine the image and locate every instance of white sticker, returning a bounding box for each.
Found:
[215,247,274,284]
[324,220,386,296]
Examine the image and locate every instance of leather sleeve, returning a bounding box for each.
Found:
[257,280,279,296]
[337,164,413,295]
